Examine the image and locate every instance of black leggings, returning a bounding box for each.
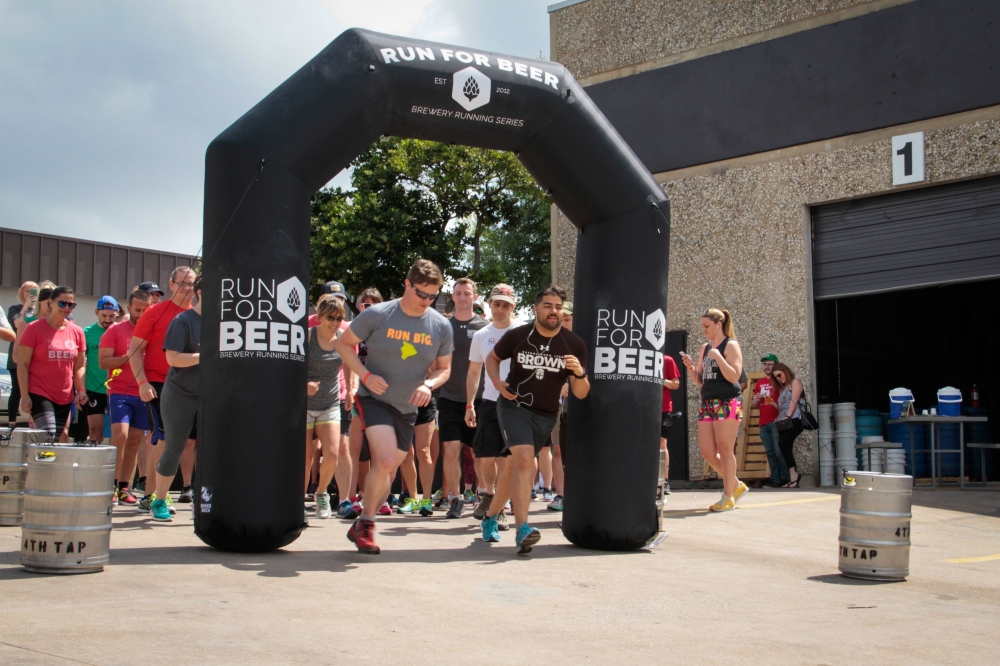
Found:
[777,418,803,472]
[29,393,73,438]
[8,377,21,423]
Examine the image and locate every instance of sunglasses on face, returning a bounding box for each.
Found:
[57,301,76,310]
[358,302,372,310]
[413,286,439,301]
[173,280,195,288]
[326,316,343,322]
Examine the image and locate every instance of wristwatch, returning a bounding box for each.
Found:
[423,379,435,390]
[573,370,586,379]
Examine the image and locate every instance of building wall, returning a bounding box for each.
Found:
[554,105,1000,480]
[550,0,900,81]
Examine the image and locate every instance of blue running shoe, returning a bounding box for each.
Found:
[150,498,173,522]
[481,515,500,543]
[336,499,354,519]
[515,523,540,554]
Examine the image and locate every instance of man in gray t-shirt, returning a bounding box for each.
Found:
[336,259,453,554]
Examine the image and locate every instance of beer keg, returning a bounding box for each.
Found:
[838,471,912,581]
[20,444,116,574]
[0,429,50,526]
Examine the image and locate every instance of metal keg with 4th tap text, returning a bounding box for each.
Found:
[838,471,912,581]
[0,429,50,526]
[20,443,116,574]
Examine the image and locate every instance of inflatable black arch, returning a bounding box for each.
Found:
[195,29,671,552]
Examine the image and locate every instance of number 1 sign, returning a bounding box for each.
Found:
[892,131,925,186]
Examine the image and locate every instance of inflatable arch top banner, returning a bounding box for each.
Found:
[196,29,672,552]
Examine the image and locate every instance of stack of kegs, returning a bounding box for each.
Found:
[818,404,835,486]
[834,402,858,483]
[937,387,962,478]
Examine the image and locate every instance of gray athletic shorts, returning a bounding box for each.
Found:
[496,398,557,455]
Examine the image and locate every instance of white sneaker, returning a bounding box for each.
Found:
[315,492,332,519]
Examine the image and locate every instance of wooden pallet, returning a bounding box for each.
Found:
[702,371,772,480]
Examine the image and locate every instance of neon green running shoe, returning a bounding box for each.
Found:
[418,498,434,517]
[164,494,176,515]
[138,493,155,512]
[397,497,419,514]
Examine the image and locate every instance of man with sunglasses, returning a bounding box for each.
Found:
[336,259,454,554]
[129,266,196,511]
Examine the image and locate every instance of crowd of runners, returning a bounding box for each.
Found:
[2,254,771,555]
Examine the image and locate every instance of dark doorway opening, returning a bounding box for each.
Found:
[815,278,1000,477]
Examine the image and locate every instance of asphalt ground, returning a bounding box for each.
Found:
[1,487,998,665]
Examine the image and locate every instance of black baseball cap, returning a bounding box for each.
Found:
[138,281,164,296]
[323,280,346,299]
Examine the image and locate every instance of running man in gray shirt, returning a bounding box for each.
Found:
[336,259,453,554]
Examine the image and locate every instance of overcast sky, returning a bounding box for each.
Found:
[0,0,555,255]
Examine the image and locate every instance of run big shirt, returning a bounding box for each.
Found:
[491,323,588,418]
[99,320,140,397]
[19,319,86,405]
[131,300,188,384]
[348,299,453,415]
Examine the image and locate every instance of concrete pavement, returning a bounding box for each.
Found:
[1,487,998,665]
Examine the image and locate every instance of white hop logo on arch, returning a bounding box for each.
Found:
[452,66,491,112]
[276,276,306,323]
[645,308,666,350]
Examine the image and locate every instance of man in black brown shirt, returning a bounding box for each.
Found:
[482,285,590,554]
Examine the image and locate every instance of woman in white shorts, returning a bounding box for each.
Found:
[306,294,345,518]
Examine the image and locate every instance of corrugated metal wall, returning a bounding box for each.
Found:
[0,228,198,300]
[812,175,1000,299]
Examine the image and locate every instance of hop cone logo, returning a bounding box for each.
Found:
[287,288,301,313]
[462,76,479,101]
[653,318,663,340]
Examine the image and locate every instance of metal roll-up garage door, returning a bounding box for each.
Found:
[812,175,1000,299]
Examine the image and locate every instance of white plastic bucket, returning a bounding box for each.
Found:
[862,448,884,473]
[820,459,837,486]
[886,448,906,475]
[835,431,857,460]
[818,404,834,435]
[834,403,856,432]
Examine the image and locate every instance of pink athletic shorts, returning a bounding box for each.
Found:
[698,396,743,422]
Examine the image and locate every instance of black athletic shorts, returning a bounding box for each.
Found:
[661,412,673,440]
[496,398,557,455]
[147,381,164,445]
[340,402,352,427]
[83,390,107,417]
[415,396,437,426]
[356,395,417,453]
[438,396,478,445]
[472,399,505,459]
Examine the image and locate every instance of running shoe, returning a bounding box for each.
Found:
[481,515,500,543]
[178,485,194,503]
[417,498,434,517]
[531,489,537,500]
[350,495,363,517]
[165,494,176,515]
[397,497,419,514]
[378,502,392,516]
[496,509,510,531]
[397,490,411,506]
[431,489,442,503]
[446,496,464,519]
[305,492,315,502]
[347,519,380,554]
[138,494,155,512]
[150,498,172,522]
[732,481,749,504]
[473,493,493,520]
[710,496,736,512]
[112,487,119,506]
[434,494,448,511]
[386,493,397,508]
[664,481,672,495]
[135,476,146,493]
[547,495,564,511]
[504,499,512,512]
[541,488,554,502]
[463,489,475,504]
[337,499,356,519]
[515,523,541,554]
[315,492,333,519]
[118,487,138,506]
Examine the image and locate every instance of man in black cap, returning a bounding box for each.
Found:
[138,281,164,305]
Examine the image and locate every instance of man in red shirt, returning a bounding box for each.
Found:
[660,354,681,495]
[129,266,196,509]
[99,289,152,506]
[752,353,785,488]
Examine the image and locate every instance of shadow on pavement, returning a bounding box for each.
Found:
[807,573,904,586]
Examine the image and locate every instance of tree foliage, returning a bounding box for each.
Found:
[310,137,551,309]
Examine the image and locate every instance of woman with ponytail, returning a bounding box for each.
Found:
[679,308,748,512]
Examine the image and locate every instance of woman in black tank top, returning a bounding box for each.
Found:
[680,308,748,512]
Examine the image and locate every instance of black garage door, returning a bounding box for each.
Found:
[812,175,1000,299]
